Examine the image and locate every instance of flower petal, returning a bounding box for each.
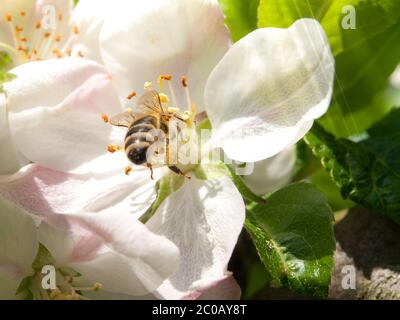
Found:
[0,93,29,174]
[4,58,122,173]
[147,175,245,299]
[181,274,241,300]
[99,0,231,109]
[0,164,159,219]
[205,19,334,162]
[242,146,296,195]
[69,0,114,62]
[39,211,180,296]
[0,196,38,299]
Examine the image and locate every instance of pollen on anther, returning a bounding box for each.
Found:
[35,21,41,29]
[58,13,63,21]
[124,166,132,176]
[181,76,188,87]
[5,14,12,22]
[44,32,51,38]
[160,74,173,81]
[101,114,109,123]
[127,91,137,100]
[73,25,80,34]
[107,145,119,153]
[20,37,28,42]
[55,34,62,42]
[20,11,26,17]
[15,26,23,33]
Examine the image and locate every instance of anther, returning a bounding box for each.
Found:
[127,91,137,100]
[107,145,122,153]
[44,32,51,38]
[181,76,188,88]
[5,14,12,22]
[159,93,169,103]
[77,51,84,58]
[55,34,62,42]
[160,74,172,81]
[101,114,109,123]
[20,11,26,17]
[124,166,133,175]
[73,25,79,34]
[15,26,23,33]
[58,13,63,21]
[35,21,41,29]
[20,37,28,42]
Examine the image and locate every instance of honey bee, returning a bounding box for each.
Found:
[109,90,189,179]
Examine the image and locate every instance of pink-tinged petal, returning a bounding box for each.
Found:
[180,274,241,300]
[39,211,180,296]
[205,19,335,163]
[0,196,38,299]
[4,58,122,174]
[147,175,245,299]
[0,94,29,174]
[99,0,231,110]
[0,164,159,219]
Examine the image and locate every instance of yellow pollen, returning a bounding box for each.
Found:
[93,283,102,291]
[20,37,28,42]
[20,11,26,17]
[107,144,122,153]
[35,21,41,29]
[5,14,12,22]
[44,32,51,38]
[15,26,23,33]
[160,74,172,81]
[124,107,133,113]
[55,34,62,42]
[159,93,169,103]
[168,107,180,113]
[73,25,79,34]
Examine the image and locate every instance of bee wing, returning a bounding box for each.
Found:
[136,90,164,114]
[110,112,135,128]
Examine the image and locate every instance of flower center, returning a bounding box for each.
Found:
[1,10,82,66]
[26,267,102,300]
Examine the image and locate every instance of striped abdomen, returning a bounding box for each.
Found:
[125,115,158,165]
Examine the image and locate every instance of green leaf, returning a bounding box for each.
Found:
[219,0,260,41]
[258,0,400,55]
[246,182,335,298]
[31,243,54,271]
[305,109,400,223]
[0,52,13,72]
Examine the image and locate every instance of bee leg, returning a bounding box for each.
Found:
[147,164,154,180]
[168,166,191,179]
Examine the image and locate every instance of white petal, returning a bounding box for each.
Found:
[147,175,245,299]
[181,274,241,300]
[69,0,114,63]
[99,0,231,109]
[242,146,296,195]
[205,19,334,162]
[0,165,159,219]
[4,58,122,173]
[0,93,29,174]
[0,196,38,299]
[39,211,180,296]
